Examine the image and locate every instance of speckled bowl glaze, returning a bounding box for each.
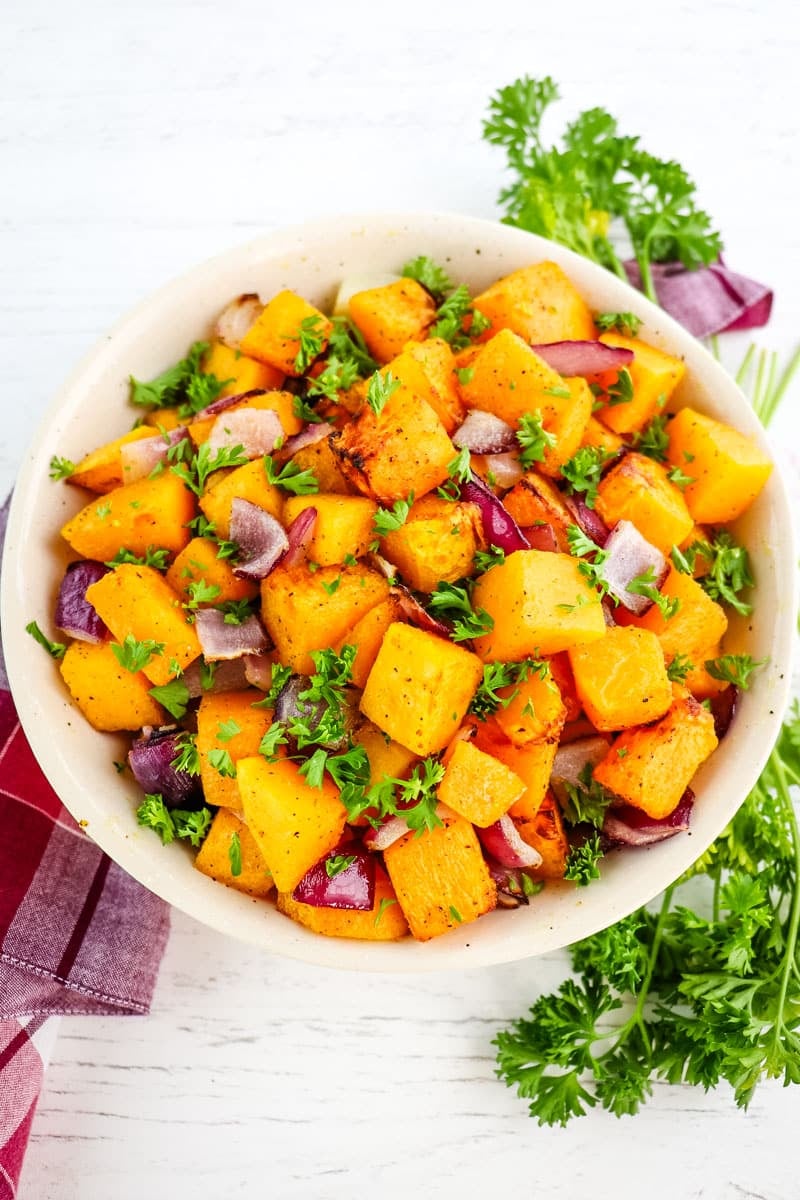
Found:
[2,213,795,970]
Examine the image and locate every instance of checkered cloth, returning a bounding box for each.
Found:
[0,497,170,1199]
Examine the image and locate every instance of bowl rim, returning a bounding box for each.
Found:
[2,210,796,972]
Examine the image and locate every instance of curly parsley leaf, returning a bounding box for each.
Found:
[263,455,319,495]
[595,312,642,337]
[130,341,227,415]
[148,678,190,720]
[429,580,494,642]
[228,830,242,877]
[401,255,454,303]
[517,411,556,468]
[365,369,401,416]
[373,493,414,536]
[705,654,767,690]
[111,635,165,673]
[26,620,67,659]
[564,833,604,886]
[560,446,614,509]
[49,455,76,481]
[430,284,490,350]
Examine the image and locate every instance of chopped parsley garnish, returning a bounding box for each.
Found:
[373,493,414,536]
[560,446,614,509]
[170,732,201,776]
[105,546,171,570]
[561,763,616,829]
[184,579,222,609]
[666,653,694,683]
[365,369,401,416]
[605,368,635,407]
[171,442,249,496]
[325,316,378,377]
[208,748,237,778]
[429,284,490,350]
[672,531,754,617]
[705,654,767,690]
[26,620,67,659]
[263,454,320,495]
[228,831,243,877]
[148,678,190,720]
[136,794,212,847]
[666,464,694,490]
[374,897,398,928]
[216,719,241,743]
[428,580,494,642]
[289,315,328,374]
[325,853,357,879]
[469,658,548,719]
[517,411,556,468]
[595,312,642,337]
[626,568,679,619]
[632,412,670,462]
[566,524,610,598]
[474,545,506,573]
[217,599,258,625]
[564,833,604,886]
[306,357,360,404]
[49,455,76,481]
[130,341,227,415]
[111,635,165,673]
[401,255,454,303]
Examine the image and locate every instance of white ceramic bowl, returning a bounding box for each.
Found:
[2,212,795,971]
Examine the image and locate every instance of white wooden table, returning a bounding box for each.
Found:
[3,1,799,1196]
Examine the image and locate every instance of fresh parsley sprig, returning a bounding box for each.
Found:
[428,580,494,642]
[401,255,454,303]
[365,370,401,416]
[560,446,614,509]
[595,312,642,337]
[671,531,754,617]
[49,455,76,481]
[130,341,227,415]
[705,654,767,690]
[26,621,66,659]
[136,794,212,847]
[263,454,319,495]
[171,441,249,497]
[517,412,556,468]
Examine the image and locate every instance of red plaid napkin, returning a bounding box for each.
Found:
[0,497,171,1199]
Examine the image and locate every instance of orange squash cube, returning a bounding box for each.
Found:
[282,493,377,566]
[580,415,625,456]
[69,427,156,494]
[438,739,525,826]
[514,790,570,879]
[595,334,685,434]
[471,550,607,661]
[353,720,419,787]
[348,278,436,363]
[383,810,497,940]
[380,496,483,592]
[196,690,274,809]
[568,626,672,731]
[199,459,284,537]
[194,808,274,898]
[501,473,573,551]
[665,407,772,523]
[682,643,731,700]
[277,866,409,940]
[165,537,258,606]
[595,451,694,554]
[618,565,728,661]
[239,290,332,376]
[203,338,284,397]
[61,472,195,561]
[60,641,166,732]
[290,437,351,494]
[593,685,718,819]
[360,622,483,755]
[333,597,402,691]
[237,755,348,892]
[331,382,455,504]
[458,329,566,426]
[539,377,594,478]
[386,337,464,432]
[471,261,595,345]
[470,717,557,822]
[261,561,390,675]
[493,663,567,747]
[85,564,200,686]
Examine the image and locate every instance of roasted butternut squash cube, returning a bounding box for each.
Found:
[353,720,419,787]
[85,564,200,686]
[60,641,165,731]
[666,406,773,523]
[593,685,718,819]
[618,565,728,661]
[277,866,409,940]
[380,496,482,592]
[595,334,685,434]
[261,562,389,675]
[502,473,573,551]
[203,337,285,397]
[194,808,274,898]
[682,643,731,700]
[196,690,274,809]
[471,550,606,661]
[199,459,284,538]
[471,261,595,345]
[458,329,566,426]
[348,278,436,363]
[165,537,258,606]
[61,472,195,561]
[568,626,672,731]
[539,377,594,479]
[331,383,455,504]
[69,427,156,494]
[438,740,525,826]
[189,390,301,446]
[384,811,497,940]
[515,790,570,879]
[471,716,557,821]
[386,337,464,432]
[493,662,567,746]
[282,493,377,566]
[547,652,582,722]
[334,596,403,690]
[360,623,483,755]
[595,451,693,554]
[580,415,625,456]
[290,437,350,494]
[239,290,332,376]
[237,755,348,892]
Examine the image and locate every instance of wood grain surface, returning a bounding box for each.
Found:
[3,0,799,1196]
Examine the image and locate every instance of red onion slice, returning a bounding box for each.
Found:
[280,423,331,458]
[363,815,412,851]
[460,472,530,553]
[604,790,694,846]
[292,847,376,911]
[564,495,610,543]
[531,340,634,376]
[709,685,738,740]
[525,523,559,553]
[208,407,283,458]
[196,389,267,420]
[477,815,543,869]
[281,508,317,568]
[128,727,202,808]
[120,426,190,484]
[195,609,269,661]
[230,498,289,581]
[453,410,516,454]
[482,453,523,490]
[181,656,251,697]
[243,654,273,691]
[599,520,667,614]
[55,560,110,643]
[551,736,611,791]
[215,294,264,350]
[390,585,452,640]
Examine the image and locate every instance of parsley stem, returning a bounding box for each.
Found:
[636,252,657,305]
[767,748,800,1065]
[734,342,756,388]
[760,345,800,429]
[610,883,675,1059]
